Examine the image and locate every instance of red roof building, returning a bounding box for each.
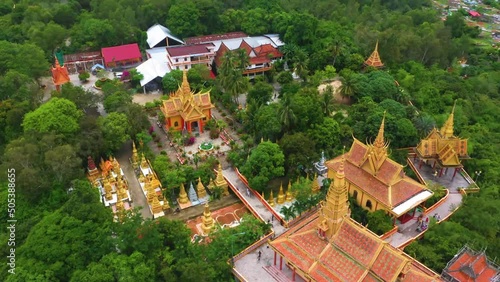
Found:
[469,11,481,18]
[269,156,443,282]
[101,43,142,68]
[442,246,500,282]
[184,32,248,45]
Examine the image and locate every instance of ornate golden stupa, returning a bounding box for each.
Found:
[277,183,285,204]
[201,202,215,235]
[132,141,139,168]
[197,177,207,198]
[151,196,163,215]
[268,190,275,207]
[178,183,189,204]
[213,163,229,196]
[311,174,320,194]
[285,181,293,202]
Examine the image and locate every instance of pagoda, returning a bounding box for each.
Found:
[188,182,200,205]
[201,202,215,235]
[268,190,275,207]
[313,151,328,175]
[268,156,443,282]
[213,163,229,196]
[131,141,139,168]
[325,113,433,223]
[160,70,214,133]
[51,56,70,91]
[277,183,285,204]
[178,183,189,205]
[86,156,100,182]
[196,178,209,203]
[364,40,384,68]
[311,174,320,194]
[414,102,469,178]
[135,153,169,217]
[285,181,293,202]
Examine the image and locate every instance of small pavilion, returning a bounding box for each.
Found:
[160,70,214,133]
[414,102,469,179]
[364,40,384,68]
[269,156,442,281]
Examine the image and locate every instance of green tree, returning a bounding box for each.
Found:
[60,83,99,110]
[98,112,131,152]
[247,80,273,107]
[103,91,132,112]
[279,133,318,175]
[162,69,183,94]
[240,141,285,192]
[307,118,341,156]
[22,98,82,135]
[253,104,282,141]
[366,210,393,235]
[166,2,206,37]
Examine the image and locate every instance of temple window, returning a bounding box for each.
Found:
[175,59,178,63]
[353,190,358,200]
[185,65,188,70]
[366,200,372,210]
[174,121,179,127]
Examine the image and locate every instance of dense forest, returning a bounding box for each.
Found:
[0,0,499,280]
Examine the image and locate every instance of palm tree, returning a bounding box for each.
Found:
[218,50,250,104]
[279,97,297,134]
[338,75,356,101]
[321,85,335,116]
[328,39,343,66]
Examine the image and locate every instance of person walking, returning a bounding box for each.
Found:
[258,251,262,261]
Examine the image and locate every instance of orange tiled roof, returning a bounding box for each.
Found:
[270,214,442,282]
[326,139,430,212]
[444,247,499,282]
[254,44,283,58]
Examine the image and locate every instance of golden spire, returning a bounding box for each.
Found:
[151,196,163,215]
[201,202,215,234]
[178,183,189,204]
[317,155,350,239]
[181,70,191,98]
[285,181,293,202]
[140,153,149,169]
[364,40,384,68]
[311,174,320,194]
[374,111,386,149]
[132,141,138,167]
[277,182,285,204]
[196,177,207,198]
[261,191,265,198]
[146,180,156,204]
[214,163,229,196]
[268,190,275,207]
[440,101,456,138]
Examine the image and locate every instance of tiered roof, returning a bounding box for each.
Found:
[161,70,214,122]
[364,41,384,68]
[270,156,442,281]
[415,102,469,168]
[51,57,70,87]
[326,114,432,216]
[442,245,500,282]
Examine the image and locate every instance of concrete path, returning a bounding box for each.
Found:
[223,168,300,282]
[115,140,153,219]
[385,160,467,247]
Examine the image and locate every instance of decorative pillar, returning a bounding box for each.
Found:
[432,161,436,169]
[199,119,204,133]
[419,159,423,169]
[187,122,192,132]
[292,268,296,281]
[280,256,283,270]
[445,168,449,175]
[167,118,171,128]
[452,168,459,179]
[439,168,444,177]
[274,251,277,266]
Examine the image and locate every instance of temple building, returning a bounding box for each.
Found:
[86,156,132,221]
[364,40,384,68]
[136,152,170,218]
[441,245,499,282]
[51,57,70,91]
[268,156,442,282]
[325,114,433,223]
[160,70,214,133]
[414,102,469,178]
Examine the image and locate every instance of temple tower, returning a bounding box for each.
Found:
[285,181,293,202]
[214,163,229,196]
[132,141,138,168]
[201,202,215,235]
[51,56,70,91]
[196,177,207,198]
[86,156,100,182]
[277,183,285,204]
[440,101,456,138]
[317,155,350,239]
[151,196,163,215]
[178,183,189,204]
[140,153,149,170]
[364,40,384,68]
[367,112,389,175]
[311,174,320,194]
[268,190,275,207]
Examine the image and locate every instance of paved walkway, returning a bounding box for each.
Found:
[385,160,467,247]
[115,140,153,219]
[223,168,301,282]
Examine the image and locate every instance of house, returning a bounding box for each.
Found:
[441,245,499,282]
[166,43,216,71]
[101,43,142,68]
